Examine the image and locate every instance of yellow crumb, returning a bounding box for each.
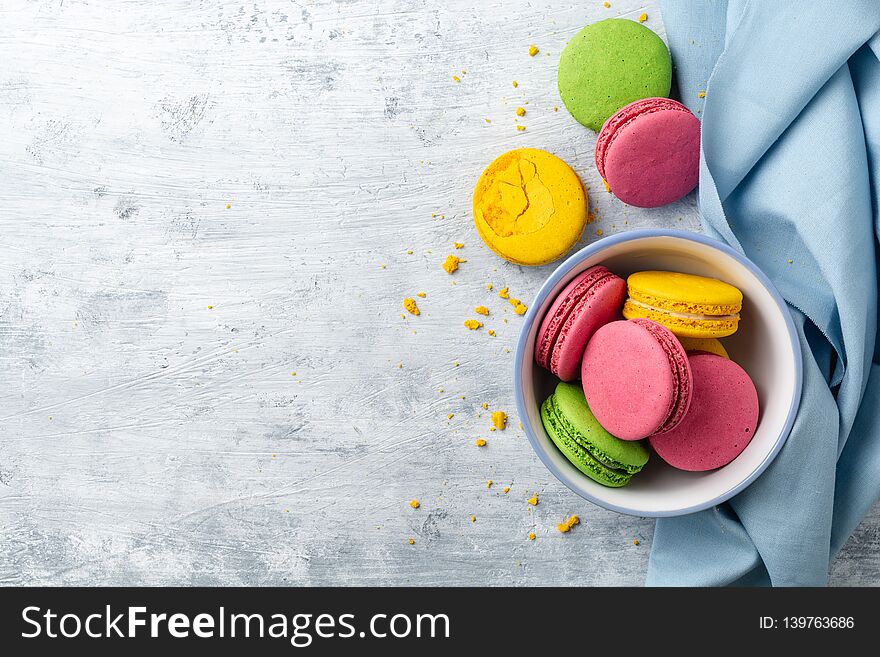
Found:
[487,329,496,336]
[454,242,464,249]
[596,229,604,236]
[410,500,420,509]
[417,291,426,298]
[516,125,526,132]
[486,283,493,290]
[528,532,536,541]
[503,487,510,494]
[528,44,539,56]
[516,107,526,117]
[638,12,648,22]
[698,90,706,98]
[787,259,794,264]
[380,264,386,269]
[471,515,476,522]
[475,438,487,447]
[464,319,483,330]
[474,305,489,316]
[487,480,493,488]
[225,203,231,209]
[489,427,496,432]
[403,298,420,315]
[485,118,491,123]
[633,539,640,545]
[492,411,507,430]
[513,303,527,315]
[603,1,610,7]
[557,523,571,533]
[527,495,538,506]
[452,75,461,83]
[481,402,489,410]
[512,80,518,88]
[603,179,611,192]
[442,255,462,274]
[498,287,509,299]
[553,106,559,112]
[447,413,454,420]
[408,538,415,545]
[567,515,580,528]
[397,362,403,369]
[454,362,459,367]
[291,371,297,376]
[207,305,214,310]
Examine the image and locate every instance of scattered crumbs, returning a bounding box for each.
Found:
[291,371,297,376]
[553,105,559,112]
[528,44,539,56]
[380,263,386,269]
[505,348,510,353]
[516,107,526,117]
[587,209,597,224]
[512,80,518,88]
[698,90,706,98]
[513,302,527,315]
[410,500,421,509]
[471,515,477,523]
[487,329,496,336]
[431,213,437,217]
[557,515,580,534]
[603,179,611,193]
[225,203,231,209]
[487,480,493,489]
[492,410,507,430]
[454,361,460,367]
[447,413,455,420]
[400,314,405,319]
[408,538,415,545]
[633,539,640,546]
[503,487,510,494]
[406,249,413,254]
[486,283,494,291]
[516,125,526,132]
[442,255,462,274]
[489,427,496,432]
[557,522,570,533]
[403,298,420,315]
[454,242,464,249]
[397,362,403,369]
[596,229,604,236]
[527,494,539,506]
[207,305,214,310]
[528,532,537,541]
[519,422,523,430]
[638,12,648,22]
[475,438,487,447]
[485,118,492,123]
[475,305,489,316]
[460,395,465,400]
[787,259,794,264]
[464,319,483,330]
[603,1,610,7]
[498,286,509,299]
[481,402,489,410]
[284,508,289,513]
[461,69,467,74]
[417,291,427,298]
[503,318,508,324]
[452,75,461,83]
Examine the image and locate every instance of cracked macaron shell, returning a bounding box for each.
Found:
[541,381,649,488]
[581,318,692,441]
[558,19,672,132]
[473,148,587,266]
[535,265,626,381]
[622,270,743,338]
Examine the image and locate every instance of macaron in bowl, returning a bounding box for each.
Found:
[514,229,802,517]
[595,98,701,208]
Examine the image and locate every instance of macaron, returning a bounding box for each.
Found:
[595,98,701,208]
[581,318,692,441]
[650,354,759,471]
[541,381,650,487]
[473,148,587,266]
[678,336,729,359]
[558,19,672,132]
[535,265,626,381]
[622,271,743,338]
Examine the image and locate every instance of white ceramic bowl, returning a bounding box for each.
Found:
[514,230,802,517]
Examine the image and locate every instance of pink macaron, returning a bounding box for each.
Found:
[535,265,626,381]
[649,353,759,471]
[581,318,692,440]
[595,97,700,208]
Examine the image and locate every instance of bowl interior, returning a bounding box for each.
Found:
[518,234,800,516]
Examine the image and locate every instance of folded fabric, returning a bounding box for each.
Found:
[649,0,880,586]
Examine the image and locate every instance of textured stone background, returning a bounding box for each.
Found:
[1,0,877,585]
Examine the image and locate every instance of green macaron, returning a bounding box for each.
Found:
[541,381,650,487]
[557,19,672,131]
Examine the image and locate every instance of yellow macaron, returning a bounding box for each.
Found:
[473,148,587,266]
[622,271,743,338]
[677,336,730,358]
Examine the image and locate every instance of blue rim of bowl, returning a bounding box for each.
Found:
[513,228,804,517]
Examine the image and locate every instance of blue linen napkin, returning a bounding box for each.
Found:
[649,1,880,586]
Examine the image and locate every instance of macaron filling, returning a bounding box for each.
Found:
[632,319,692,435]
[624,298,740,321]
[595,98,692,181]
